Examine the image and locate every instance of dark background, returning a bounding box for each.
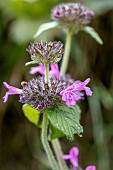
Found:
[0,0,113,170]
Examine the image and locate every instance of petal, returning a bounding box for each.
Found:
[3,82,10,89]
[84,87,93,96]
[85,165,96,170]
[50,63,60,78]
[30,66,40,74]
[50,63,59,71]
[29,64,45,75]
[3,92,9,103]
[66,98,76,106]
[84,78,90,85]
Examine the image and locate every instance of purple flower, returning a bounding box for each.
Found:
[63,147,96,170]
[29,63,61,78]
[3,82,22,102]
[30,63,45,75]
[60,78,92,106]
[50,63,60,78]
[85,166,96,170]
[63,147,79,167]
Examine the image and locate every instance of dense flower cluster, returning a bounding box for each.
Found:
[19,75,74,109]
[26,41,64,65]
[3,75,74,109]
[63,147,96,170]
[52,3,94,31]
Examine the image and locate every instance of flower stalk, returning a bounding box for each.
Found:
[60,28,72,76]
[41,112,59,170]
[52,139,68,170]
[44,63,49,83]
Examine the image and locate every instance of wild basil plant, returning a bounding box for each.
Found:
[3,2,103,170]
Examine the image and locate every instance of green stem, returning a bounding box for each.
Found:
[41,112,59,170]
[45,63,49,83]
[60,28,72,76]
[52,139,68,170]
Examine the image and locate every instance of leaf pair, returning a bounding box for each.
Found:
[34,21,103,45]
[23,104,83,141]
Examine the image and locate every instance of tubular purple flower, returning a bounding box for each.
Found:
[3,82,23,102]
[29,63,61,78]
[60,78,93,106]
[63,147,96,170]
[63,147,79,167]
[85,166,96,170]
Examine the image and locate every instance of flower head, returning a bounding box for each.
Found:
[52,3,94,31]
[26,41,64,65]
[60,78,93,106]
[19,75,73,110]
[3,82,23,102]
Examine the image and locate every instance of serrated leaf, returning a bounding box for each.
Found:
[46,104,83,141]
[82,26,103,45]
[22,104,40,125]
[34,21,59,38]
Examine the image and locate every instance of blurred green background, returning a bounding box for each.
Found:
[0,0,113,170]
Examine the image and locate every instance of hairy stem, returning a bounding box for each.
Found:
[60,28,72,76]
[41,113,59,170]
[45,63,49,83]
[52,139,68,170]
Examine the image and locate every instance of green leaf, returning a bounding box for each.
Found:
[49,123,64,140]
[34,21,59,38]
[22,104,40,125]
[82,26,103,45]
[46,104,83,141]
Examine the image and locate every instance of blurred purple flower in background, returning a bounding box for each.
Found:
[29,63,61,78]
[52,3,94,30]
[30,63,45,75]
[63,146,96,170]
[63,147,79,167]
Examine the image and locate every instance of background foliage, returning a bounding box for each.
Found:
[0,0,113,170]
